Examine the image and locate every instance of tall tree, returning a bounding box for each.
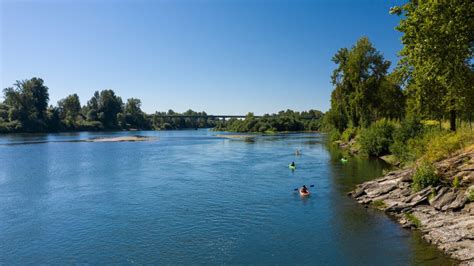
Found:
[58,94,81,127]
[97,90,123,129]
[2,77,49,132]
[328,37,397,130]
[391,0,474,131]
[121,98,147,129]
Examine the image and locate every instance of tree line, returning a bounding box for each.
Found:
[0,79,220,133]
[324,0,473,134]
[215,109,323,133]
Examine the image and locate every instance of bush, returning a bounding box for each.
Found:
[359,119,396,156]
[329,129,341,142]
[341,127,358,142]
[390,116,424,161]
[76,120,104,131]
[423,130,474,162]
[412,161,439,191]
[468,187,474,202]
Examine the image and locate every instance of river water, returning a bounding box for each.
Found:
[0,130,453,264]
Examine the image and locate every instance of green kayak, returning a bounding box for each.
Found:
[289,164,296,170]
[341,158,348,163]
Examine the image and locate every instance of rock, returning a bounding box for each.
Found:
[366,182,398,197]
[447,191,468,210]
[380,154,400,166]
[349,145,474,263]
[348,187,365,197]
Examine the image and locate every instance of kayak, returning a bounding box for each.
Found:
[299,188,310,196]
[289,164,296,170]
[341,158,348,163]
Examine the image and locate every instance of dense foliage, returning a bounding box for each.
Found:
[359,119,397,157]
[150,110,220,130]
[325,1,474,165]
[215,109,323,133]
[0,78,219,133]
[324,37,405,132]
[390,0,474,131]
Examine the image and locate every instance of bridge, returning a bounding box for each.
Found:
[151,115,262,119]
[151,115,319,120]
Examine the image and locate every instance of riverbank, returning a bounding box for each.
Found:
[349,145,474,264]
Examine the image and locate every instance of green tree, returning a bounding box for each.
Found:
[83,91,100,121]
[121,98,148,129]
[96,90,123,129]
[2,77,50,132]
[391,0,474,131]
[58,94,81,128]
[328,37,398,130]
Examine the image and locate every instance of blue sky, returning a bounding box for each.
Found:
[1,0,404,115]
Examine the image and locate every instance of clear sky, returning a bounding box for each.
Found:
[1,0,404,115]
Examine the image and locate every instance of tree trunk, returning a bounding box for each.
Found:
[450,109,456,131]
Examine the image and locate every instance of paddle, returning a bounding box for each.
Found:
[293,185,314,191]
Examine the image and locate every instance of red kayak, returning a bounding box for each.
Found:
[299,188,310,196]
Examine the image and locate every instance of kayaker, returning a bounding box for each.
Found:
[290,162,296,167]
[300,185,308,193]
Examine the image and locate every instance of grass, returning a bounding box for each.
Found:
[452,176,460,188]
[405,213,422,228]
[371,200,387,209]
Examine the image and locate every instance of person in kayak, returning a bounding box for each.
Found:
[290,162,296,167]
[300,185,308,194]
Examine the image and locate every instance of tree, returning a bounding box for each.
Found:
[122,98,147,129]
[96,90,123,129]
[391,0,474,131]
[83,91,100,121]
[327,37,397,130]
[58,94,81,128]
[2,77,50,132]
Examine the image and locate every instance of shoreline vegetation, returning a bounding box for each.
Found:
[0,79,324,134]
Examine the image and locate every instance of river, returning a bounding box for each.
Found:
[0,130,453,264]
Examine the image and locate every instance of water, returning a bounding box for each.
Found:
[0,130,453,264]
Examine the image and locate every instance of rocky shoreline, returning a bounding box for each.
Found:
[349,147,474,264]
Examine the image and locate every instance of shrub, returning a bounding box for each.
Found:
[76,120,104,131]
[329,129,341,142]
[390,116,424,162]
[467,187,474,202]
[412,161,439,192]
[359,119,396,156]
[341,127,358,142]
[423,130,474,162]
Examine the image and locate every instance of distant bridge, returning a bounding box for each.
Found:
[152,115,261,119]
[151,115,318,120]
